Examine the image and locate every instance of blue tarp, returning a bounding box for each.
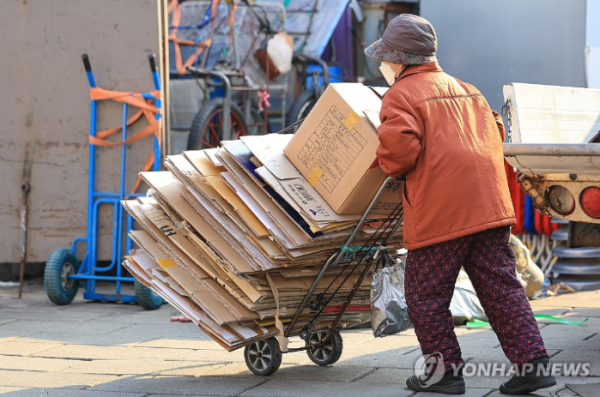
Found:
[256,0,350,57]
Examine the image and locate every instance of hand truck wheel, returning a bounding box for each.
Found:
[244,337,282,376]
[44,248,80,305]
[134,280,164,310]
[306,330,343,366]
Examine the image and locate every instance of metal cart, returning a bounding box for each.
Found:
[43,54,164,309]
[168,0,288,149]
[242,175,404,375]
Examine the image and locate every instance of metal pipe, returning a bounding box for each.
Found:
[89,198,119,275]
[503,144,600,156]
[343,177,393,246]
[212,70,232,141]
[284,249,344,337]
[70,275,136,282]
[148,54,162,171]
[126,214,133,254]
[83,54,98,296]
[115,102,128,294]
[91,192,145,199]
[382,211,403,246]
[71,237,87,254]
[321,259,374,344]
[284,177,395,337]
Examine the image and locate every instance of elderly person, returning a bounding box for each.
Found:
[365,14,554,395]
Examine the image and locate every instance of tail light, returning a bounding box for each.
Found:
[546,185,575,215]
[580,187,600,219]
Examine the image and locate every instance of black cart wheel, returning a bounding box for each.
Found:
[244,337,282,376]
[285,89,317,133]
[134,280,164,310]
[306,331,343,366]
[44,248,80,305]
[187,98,248,150]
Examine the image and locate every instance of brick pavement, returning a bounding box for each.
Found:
[1,280,599,396]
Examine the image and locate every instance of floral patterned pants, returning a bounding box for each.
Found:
[405,226,548,372]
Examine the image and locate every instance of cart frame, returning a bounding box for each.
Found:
[43,54,163,306]
[244,176,404,375]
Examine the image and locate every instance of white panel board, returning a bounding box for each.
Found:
[503,83,600,144]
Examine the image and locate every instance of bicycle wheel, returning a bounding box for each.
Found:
[187,98,249,150]
[285,89,317,132]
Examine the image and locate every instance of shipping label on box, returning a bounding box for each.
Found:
[295,105,368,193]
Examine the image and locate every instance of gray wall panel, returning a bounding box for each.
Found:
[0,0,161,263]
[421,0,586,114]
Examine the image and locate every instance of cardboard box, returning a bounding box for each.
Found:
[284,83,402,215]
[241,134,360,231]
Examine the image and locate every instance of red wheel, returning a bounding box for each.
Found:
[187,98,249,150]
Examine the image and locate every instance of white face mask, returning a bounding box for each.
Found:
[379,62,399,86]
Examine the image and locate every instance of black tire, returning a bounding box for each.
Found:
[44,248,80,305]
[306,331,343,366]
[244,337,282,376]
[285,89,317,132]
[187,98,248,150]
[134,280,164,310]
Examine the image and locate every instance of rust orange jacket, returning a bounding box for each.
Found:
[376,62,516,250]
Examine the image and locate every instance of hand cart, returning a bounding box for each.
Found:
[242,176,404,376]
[43,54,164,309]
[167,0,288,149]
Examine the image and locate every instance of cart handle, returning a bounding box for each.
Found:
[81,54,96,88]
[148,54,157,72]
[148,53,161,91]
[82,54,92,72]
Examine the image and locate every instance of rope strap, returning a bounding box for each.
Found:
[168,0,220,75]
[89,87,161,194]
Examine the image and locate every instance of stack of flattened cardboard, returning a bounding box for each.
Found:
[122,83,404,351]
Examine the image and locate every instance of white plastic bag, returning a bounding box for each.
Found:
[509,234,544,299]
[370,263,413,337]
[266,32,293,75]
[450,269,487,324]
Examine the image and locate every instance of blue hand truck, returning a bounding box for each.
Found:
[43,54,165,309]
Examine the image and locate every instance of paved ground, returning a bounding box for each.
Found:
[1,280,599,397]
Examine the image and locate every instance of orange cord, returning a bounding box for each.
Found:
[168,0,222,75]
[89,87,161,194]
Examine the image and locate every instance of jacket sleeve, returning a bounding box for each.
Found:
[376,89,424,178]
[492,110,506,142]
